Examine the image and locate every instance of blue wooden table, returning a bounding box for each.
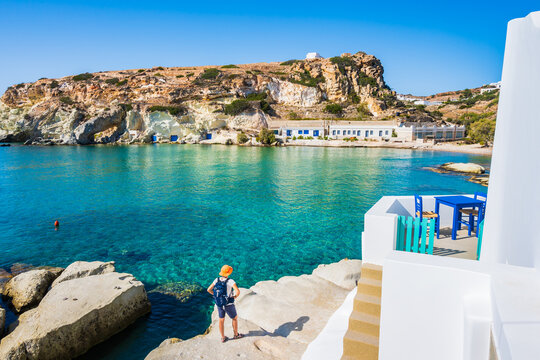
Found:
[434,195,485,240]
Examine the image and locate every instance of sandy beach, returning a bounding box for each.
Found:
[280,139,492,156]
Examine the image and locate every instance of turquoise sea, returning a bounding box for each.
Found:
[0,144,490,359]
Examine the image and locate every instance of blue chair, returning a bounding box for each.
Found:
[459,192,487,236]
[414,195,439,237]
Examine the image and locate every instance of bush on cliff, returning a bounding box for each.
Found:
[148,105,184,116]
[289,70,324,87]
[325,103,343,115]
[60,96,74,105]
[224,99,251,116]
[260,100,271,114]
[245,92,267,101]
[116,79,128,86]
[221,64,239,69]
[200,68,220,80]
[256,128,276,145]
[49,80,59,89]
[237,132,249,144]
[469,118,496,146]
[72,73,94,81]
[105,78,119,85]
[358,72,378,87]
[280,59,301,66]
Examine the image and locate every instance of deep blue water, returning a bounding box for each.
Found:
[0,144,490,359]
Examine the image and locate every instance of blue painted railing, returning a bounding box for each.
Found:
[396,216,436,255]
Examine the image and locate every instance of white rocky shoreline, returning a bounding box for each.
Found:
[0,259,361,359]
[145,259,362,360]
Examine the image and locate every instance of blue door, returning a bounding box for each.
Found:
[286,130,292,136]
[152,135,157,142]
[170,135,178,141]
[206,133,212,140]
[313,130,319,137]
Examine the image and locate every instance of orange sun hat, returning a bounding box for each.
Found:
[219,265,233,277]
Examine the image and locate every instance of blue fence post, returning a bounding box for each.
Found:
[420,219,428,253]
[428,219,435,255]
[412,217,421,253]
[477,220,485,260]
[400,216,406,251]
[406,217,413,252]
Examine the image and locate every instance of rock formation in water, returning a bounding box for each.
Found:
[0,52,397,145]
[145,259,362,360]
[0,260,151,359]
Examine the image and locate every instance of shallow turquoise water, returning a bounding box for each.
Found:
[0,144,490,358]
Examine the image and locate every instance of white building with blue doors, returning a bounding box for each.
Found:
[280,126,325,138]
[329,123,395,140]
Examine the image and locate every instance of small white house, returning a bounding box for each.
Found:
[306,52,323,60]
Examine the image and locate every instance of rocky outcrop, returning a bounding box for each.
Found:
[2,268,63,312]
[51,260,115,287]
[149,281,204,303]
[0,271,151,360]
[0,307,5,337]
[145,259,361,360]
[0,52,395,145]
[441,162,486,174]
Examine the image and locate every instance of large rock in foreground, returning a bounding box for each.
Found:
[441,162,486,174]
[145,259,361,360]
[2,268,63,312]
[0,272,151,360]
[51,260,115,287]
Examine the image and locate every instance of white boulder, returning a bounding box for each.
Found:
[51,260,115,287]
[441,162,486,174]
[0,272,151,359]
[312,258,363,290]
[2,269,63,312]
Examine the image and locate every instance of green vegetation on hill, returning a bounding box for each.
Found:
[221,64,239,69]
[59,96,74,105]
[325,103,343,115]
[237,132,249,144]
[224,99,251,115]
[245,92,267,101]
[105,78,119,85]
[289,70,324,87]
[148,105,184,115]
[49,80,59,89]
[200,68,220,80]
[72,73,94,81]
[280,59,301,66]
[358,72,378,87]
[456,112,496,145]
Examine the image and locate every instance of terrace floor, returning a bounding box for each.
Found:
[432,227,480,260]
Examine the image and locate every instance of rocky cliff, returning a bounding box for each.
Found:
[0,52,395,145]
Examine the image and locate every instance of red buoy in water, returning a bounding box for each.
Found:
[54,220,59,227]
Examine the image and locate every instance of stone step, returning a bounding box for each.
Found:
[356,277,382,297]
[360,263,383,281]
[353,293,381,316]
[348,311,380,337]
[341,329,379,360]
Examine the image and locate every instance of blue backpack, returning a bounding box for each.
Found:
[213,278,231,308]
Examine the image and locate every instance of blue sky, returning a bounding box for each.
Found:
[0,1,538,95]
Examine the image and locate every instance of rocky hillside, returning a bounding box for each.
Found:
[0,52,398,145]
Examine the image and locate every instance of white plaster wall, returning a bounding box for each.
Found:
[379,252,491,360]
[481,11,540,268]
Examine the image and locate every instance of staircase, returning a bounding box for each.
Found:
[341,263,383,360]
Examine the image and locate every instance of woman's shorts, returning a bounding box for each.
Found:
[217,304,237,319]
